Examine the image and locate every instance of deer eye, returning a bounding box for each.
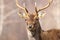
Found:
[35,18,38,20]
[25,19,27,21]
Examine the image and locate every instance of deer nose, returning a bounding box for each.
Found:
[29,25,32,29]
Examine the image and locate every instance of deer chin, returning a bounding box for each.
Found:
[28,29,36,37]
[28,27,36,37]
[28,27,35,31]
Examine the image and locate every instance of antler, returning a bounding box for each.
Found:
[36,0,53,13]
[16,0,28,14]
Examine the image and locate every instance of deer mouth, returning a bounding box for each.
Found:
[28,25,36,31]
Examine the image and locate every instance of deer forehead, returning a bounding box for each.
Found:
[25,14,38,20]
[25,14,38,24]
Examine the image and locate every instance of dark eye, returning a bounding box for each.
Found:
[25,19,27,21]
[36,18,38,20]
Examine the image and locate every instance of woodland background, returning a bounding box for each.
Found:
[0,0,60,40]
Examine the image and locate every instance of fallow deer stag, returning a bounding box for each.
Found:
[16,0,60,40]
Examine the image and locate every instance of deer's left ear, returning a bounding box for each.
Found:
[38,11,46,18]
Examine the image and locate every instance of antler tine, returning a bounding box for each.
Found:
[16,0,28,14]
[34,2,38,16]
[35,2,37,13]
[37,0,53,12]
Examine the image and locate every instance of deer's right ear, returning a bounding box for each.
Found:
[17,12,26,18]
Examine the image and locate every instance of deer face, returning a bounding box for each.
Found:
[24,13,39,31]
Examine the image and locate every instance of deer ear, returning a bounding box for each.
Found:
[17,12,26,18]
[38,11,46,18]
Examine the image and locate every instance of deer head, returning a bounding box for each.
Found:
[16,0,53,31]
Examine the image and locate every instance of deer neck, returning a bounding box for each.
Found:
[26,20,42,40]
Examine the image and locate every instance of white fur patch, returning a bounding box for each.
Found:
[26,29,36,40]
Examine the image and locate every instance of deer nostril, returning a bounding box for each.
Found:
[29,26,32,28]
[29,25,32,28]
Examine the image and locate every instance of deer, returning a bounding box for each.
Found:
[16,0,60,40]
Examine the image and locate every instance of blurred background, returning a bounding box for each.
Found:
[0,0,60,40]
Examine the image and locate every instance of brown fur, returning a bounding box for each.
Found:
[41,29,60,40]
